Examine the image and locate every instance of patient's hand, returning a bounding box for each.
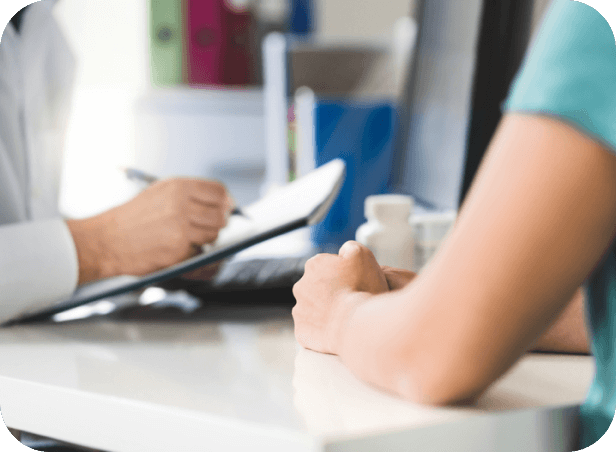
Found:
[292,241,389,355]
[380,266,417,290]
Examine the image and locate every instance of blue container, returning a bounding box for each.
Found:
[311,99,399,252]
[289,0,313,35]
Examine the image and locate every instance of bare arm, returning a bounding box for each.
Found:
[343,114,616,402]
[381,267,591,355]
[293,113,616,404]
[531,287,589,354]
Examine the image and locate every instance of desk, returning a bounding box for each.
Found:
[0,314,593,452]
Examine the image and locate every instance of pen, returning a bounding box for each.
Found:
[120,167,248,218]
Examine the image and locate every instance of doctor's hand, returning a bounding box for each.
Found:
[292,241,389,355]
[66,178,232,284]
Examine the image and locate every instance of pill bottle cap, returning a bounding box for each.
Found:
[365,194,413,223]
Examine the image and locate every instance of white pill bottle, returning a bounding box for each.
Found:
[355,194,414,271]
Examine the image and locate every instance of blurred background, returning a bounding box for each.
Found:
[49,0,552,234]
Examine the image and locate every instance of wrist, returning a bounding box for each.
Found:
[66,215,117,284]
[329,290,371,355]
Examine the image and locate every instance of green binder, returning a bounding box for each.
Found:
[150,0,183,86]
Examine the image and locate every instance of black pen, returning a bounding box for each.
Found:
[120,167,248,218]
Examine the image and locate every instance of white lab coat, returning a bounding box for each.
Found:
[0,1,78,322]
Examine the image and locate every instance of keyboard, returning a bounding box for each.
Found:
[137,255,313,315]
[48,256,312,323]
[212,256,311,290]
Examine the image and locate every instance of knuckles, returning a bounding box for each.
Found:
[343,240,372,260]
[292,279,305,301]
[304,253,332,272]
[211,209,226,229]
[193,179,228,204]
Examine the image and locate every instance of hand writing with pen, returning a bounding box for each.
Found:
[66,177,233,284]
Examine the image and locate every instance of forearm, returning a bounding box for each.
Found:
[336,276,590,406]
[294,115,616,407]
[336,282,474,405]
[531,287,589,354]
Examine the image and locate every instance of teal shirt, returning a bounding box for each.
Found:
[503,0,616,447]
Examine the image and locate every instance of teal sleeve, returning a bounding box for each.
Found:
[505,4,616,448]
[503,0,616,154]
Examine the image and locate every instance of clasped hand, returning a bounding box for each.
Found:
[292,241,416,356]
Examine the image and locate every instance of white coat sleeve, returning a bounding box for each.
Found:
[0,219,79,322]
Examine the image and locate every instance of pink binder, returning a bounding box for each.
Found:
[221,6,252,85]
[186,0,225,85]
[186,0,253,86]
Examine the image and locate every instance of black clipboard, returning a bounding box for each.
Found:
[5,159,345,325]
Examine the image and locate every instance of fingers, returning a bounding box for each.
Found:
[339,240,363,258]
[185,179,228,208]
[186,202,226,229]
[339,241,380,269]
[189,180,233,229]
[303,253,337,274]
[182,179,230,245]
[143,177,240,247]
[181,192,226,245]
[340,240,377,258]
[341,242,410,274]
[156,178,230,247]
[185,225,220,246]
[383,271,409,291]
[225,192,237,217]
[380,266,417,291]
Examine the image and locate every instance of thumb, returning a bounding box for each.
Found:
[339,241,362,259]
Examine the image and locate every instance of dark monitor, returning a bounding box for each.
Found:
[9,5,29,33]
[458,0,537,207]
[391,0,538,211]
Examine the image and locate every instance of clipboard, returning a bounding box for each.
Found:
[6,159,345,325]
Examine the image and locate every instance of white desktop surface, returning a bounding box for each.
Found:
[0,316,594,452]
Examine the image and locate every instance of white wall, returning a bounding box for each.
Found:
[53,0,149,218]
[315,0,412,39]
[53,0,149,90]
